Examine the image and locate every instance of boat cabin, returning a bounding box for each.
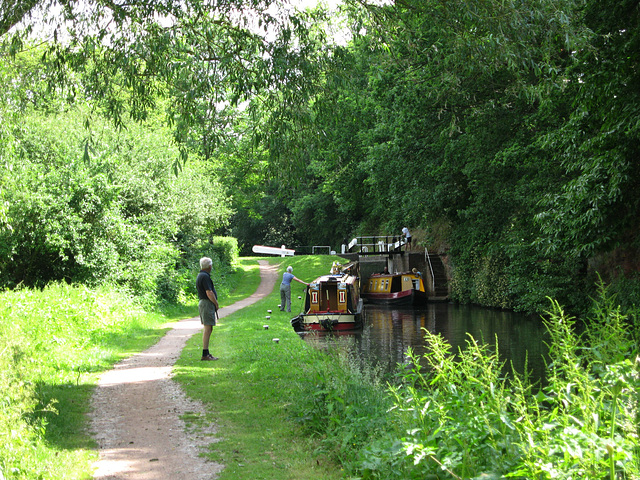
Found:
[366,274,419,294]
[307,274,358,313]
[291,261,363,332]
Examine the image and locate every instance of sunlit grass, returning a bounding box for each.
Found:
[0,283,183,478]
[173,255,348,480]
[223,257,263,306]
[0,257,246,480]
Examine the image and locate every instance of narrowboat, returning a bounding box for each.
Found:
[361,269,427,305]
[291,262,363,332]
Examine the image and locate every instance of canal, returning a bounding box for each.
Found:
[300,302,549,383]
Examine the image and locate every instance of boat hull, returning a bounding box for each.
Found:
[362,289,427,306]
[292,299,364,332]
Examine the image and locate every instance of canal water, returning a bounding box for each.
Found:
[299,303,549,383]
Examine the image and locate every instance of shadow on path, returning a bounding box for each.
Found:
[90,260,279,480]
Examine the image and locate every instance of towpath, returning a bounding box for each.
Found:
[90,260,279,479]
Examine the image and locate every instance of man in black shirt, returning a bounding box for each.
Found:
[196,257,220,361]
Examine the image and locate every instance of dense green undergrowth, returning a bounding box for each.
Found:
[289,283,640,480]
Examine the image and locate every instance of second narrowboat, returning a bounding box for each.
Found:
[361,268,427,305]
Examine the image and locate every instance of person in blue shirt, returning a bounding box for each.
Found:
[196,257,220,361]
[280,266,308,312]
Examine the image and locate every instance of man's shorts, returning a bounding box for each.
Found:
[198,299,217,326]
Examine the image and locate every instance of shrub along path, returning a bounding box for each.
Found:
[90,260,279,479]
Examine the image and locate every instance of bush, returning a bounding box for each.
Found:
[349,285,640,480]
[1,110,234,302]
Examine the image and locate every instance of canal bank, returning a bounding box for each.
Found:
[174,255,639,480]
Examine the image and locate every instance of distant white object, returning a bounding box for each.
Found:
[265,315,271,319]
[264,325,269,329]
[267,309,272,313]
[252,244,295,257]
[273,338,279,343]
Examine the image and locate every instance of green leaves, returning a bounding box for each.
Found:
[0,109,233,298]
[357,291,640,479]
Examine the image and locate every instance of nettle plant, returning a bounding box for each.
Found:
[365,284,639,480]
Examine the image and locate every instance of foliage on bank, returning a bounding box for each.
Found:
[220,0,640,316]
[290,284,640,479]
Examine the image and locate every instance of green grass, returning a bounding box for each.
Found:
[0,284,183,478]
[173,255,350,480]
[0,257,248,479]
[222,257,264,306]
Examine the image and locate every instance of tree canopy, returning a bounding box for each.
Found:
[3,0,640,313]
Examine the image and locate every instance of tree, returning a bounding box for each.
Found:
[2,0,330,168]
[0,106,232,294]
[535,0,640,260]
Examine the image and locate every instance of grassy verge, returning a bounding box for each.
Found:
[173,255,363,480]
[221,257,263,306]
[0,258,248,479]
[176,260,640,480]
[0,285,179,478]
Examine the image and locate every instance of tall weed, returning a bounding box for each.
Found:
[290,335,393,467]
[351,286,639,480]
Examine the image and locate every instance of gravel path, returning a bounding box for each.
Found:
[90,260,279,479]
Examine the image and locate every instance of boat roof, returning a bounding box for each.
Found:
[371,271,419,277]
[312,273,357,284]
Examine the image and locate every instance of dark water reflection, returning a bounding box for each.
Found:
[300,303,549,383]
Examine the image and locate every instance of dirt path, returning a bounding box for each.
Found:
[90,260,279,480]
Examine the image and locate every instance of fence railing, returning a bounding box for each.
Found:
[425,247,435,291]
[343,236,405,254]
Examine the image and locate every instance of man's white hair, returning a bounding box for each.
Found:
[287,266,293,273]
[200,257,213,269]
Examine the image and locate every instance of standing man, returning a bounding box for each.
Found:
[196,257,219,361]
[402,227,412,251]
[280,266,309,313]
